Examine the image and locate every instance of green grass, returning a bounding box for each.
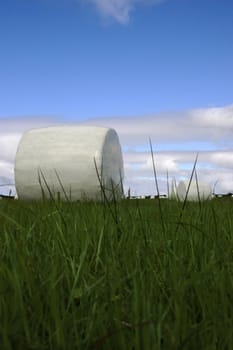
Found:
[0,197,233,349]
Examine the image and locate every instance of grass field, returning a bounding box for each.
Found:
[0,196,233,349]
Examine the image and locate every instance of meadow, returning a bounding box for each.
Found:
[0,195,233,349]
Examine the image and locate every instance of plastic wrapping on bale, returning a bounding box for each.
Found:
[169,178,178,200]
[176,180,212,201]
[15,125,124,201]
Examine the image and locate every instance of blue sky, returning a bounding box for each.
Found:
[1,0,233,118]
[1,0,233,196]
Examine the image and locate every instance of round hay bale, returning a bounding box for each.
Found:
[176,180,212,201]
[15,125,124,201]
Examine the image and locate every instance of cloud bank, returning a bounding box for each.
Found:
[86,0,164,23]
[0,105,233,196]
[83,104,233,196]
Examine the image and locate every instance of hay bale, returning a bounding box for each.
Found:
[176,180,212,201]
[15,125,124,201]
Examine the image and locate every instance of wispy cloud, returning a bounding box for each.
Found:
[86,0,164,24]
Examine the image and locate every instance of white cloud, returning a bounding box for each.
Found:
[84,104,233,148]
[86,0,164,23]
[192,105,233,129]
[1,104,233,197]
[89,0,132,23]
[210,151,233,168]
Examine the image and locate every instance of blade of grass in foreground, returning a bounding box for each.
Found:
[174,152,199,235]
[149,137,165,237]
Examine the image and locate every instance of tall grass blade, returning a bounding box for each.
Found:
[175,152,199,234]
[149,137,165,237]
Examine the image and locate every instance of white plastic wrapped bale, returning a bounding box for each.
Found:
[15,125,124,201]
[176,180,212,201]
[169,178,178,200]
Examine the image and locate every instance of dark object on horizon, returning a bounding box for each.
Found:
[213,192,233,198]
[0,194,15,200]
[145,195,151,199]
